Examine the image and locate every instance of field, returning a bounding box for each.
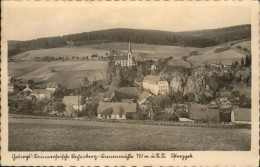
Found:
[8,61,108,88]
[187,48,247,66]
[12,47,110,61]
[9,116,251,151]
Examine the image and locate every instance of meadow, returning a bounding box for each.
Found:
[9,117,251,151]
[13,47,109,61]
[8,61,108,88]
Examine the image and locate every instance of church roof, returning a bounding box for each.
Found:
[114,55,128,61]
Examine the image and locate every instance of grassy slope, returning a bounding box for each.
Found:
[12,47,109,61]
[9,118,250,151]
[8,61,108,88]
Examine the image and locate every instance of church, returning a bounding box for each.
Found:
[114,42,134,67]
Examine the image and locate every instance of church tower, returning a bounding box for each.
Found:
[127,41,133,67]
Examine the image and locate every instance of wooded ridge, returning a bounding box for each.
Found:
[8,24,250,57]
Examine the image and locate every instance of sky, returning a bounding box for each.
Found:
[6,5,251,41]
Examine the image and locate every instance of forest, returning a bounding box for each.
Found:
[8,24,251,57]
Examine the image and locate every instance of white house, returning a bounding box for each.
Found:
[143,75,169,95]
[151,64,157,70]
[46,82,59,93]
[31,89,51,100]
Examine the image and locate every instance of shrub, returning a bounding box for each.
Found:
[214,46,230,53]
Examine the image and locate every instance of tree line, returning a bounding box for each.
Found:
[8,25,251,57]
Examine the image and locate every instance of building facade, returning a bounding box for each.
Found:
[143,75,169,95]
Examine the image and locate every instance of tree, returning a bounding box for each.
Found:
[17,99,33,113]
[240,57,244,67]
[119,106,125,119]
[27,79,35,89]
[83,76,89,86]
[52,102,66,115]
[245,55,251,67]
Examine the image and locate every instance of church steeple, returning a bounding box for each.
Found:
[127,41,133,67]
[129,41,132,54]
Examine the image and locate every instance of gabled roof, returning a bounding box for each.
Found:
[97,102,137,115]
[138,91,152,102]
[110,87,139,102]
[63,96,82,105]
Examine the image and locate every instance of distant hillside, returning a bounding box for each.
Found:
[8,24,251,57]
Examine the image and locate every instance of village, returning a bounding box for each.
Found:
[8,42,251,125]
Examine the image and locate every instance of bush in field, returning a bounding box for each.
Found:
[154,112,179,121]
[52,102,66,115]
[214,46,230,53]
[125,112,136,120]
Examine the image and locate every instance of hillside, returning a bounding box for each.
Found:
[8,24,251,57]
[8,61,108,89]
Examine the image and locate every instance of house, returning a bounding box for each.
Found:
[189,103,220,122]
[31,89,51,100]
[109,87,139,103]
[114,42,134,67]
[170,75,183,93]
[216,91,231,100]
[62,96,84,116]
[151,64,157,70]
[138,91,152,106]
[138,91,152,111]
[23,84,32,93]
[8,83,14,92]
[211,63,224,68]
[46,82,59,93]
[231,107,251,124]
[97,102,137,119]
[143,75,169,95]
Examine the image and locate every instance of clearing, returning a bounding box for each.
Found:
[9,117,251,151]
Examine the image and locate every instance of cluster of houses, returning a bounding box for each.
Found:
[95,42,251,123]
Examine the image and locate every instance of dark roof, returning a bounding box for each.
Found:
[110,87,139,102]
[138,91,152,102]
[97,102,137,115]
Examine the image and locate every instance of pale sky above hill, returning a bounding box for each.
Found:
[6,5,251,41]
